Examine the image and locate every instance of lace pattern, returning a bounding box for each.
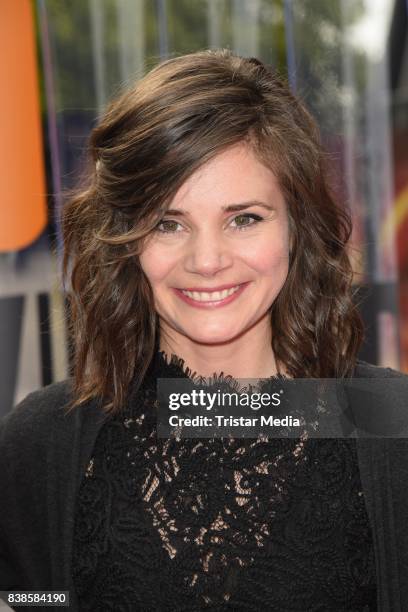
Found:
[72,352,377,611]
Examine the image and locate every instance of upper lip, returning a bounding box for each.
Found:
[177,282,247,292]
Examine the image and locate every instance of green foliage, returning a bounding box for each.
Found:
[35,0,289,112]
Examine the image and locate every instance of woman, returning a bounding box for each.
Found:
[1,49,408,611]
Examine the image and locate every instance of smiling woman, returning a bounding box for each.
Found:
[62,49,362,412]
[1,49,408,612]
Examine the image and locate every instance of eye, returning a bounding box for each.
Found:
[155,219,183,233]
[230,213,264,230]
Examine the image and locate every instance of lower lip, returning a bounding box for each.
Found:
[173,282,250,309]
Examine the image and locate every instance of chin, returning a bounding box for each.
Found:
[183,327,244,346]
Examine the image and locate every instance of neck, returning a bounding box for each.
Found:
[159,316,280,379]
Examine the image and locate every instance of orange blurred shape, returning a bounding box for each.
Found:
[0,0,47,252]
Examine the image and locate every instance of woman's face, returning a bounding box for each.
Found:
[139,142,291,347]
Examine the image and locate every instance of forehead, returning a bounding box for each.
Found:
[168,142,284,212]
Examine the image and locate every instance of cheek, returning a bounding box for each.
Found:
[244,235,289,275]
[139,246,177,285]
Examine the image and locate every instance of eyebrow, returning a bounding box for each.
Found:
[165,200,275,216]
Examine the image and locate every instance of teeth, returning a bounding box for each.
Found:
[181,285,241,302]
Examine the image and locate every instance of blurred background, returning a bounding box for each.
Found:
[1,0,407,417]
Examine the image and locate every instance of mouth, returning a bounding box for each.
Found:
[172,282,250,308]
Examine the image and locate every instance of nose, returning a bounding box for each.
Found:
[183,230,233,277]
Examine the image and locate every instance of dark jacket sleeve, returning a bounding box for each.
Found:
[353,361,408,612]
[0,381,74,592]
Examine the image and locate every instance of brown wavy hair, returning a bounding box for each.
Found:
[62,48,364,414]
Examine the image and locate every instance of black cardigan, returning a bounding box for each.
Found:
[1,360,408,611]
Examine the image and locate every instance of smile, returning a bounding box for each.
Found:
[173,282,250,308]
[182,285,240,301]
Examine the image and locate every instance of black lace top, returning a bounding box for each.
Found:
[72,352,377,611]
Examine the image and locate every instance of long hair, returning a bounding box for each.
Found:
[62,49,364,414]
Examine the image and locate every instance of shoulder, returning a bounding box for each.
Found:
[354,360,408,380]
[352,360,408,400]
[2,378,74,426]
[14,378,74,415]
[1,379,109,455]
[346,362,408,438]
[0,379,77,454]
